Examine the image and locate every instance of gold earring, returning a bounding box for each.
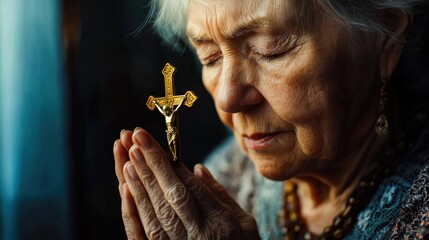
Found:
[375,76,389,136]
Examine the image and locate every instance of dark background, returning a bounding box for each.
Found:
[61,0,429,239]
[64,0,227,238]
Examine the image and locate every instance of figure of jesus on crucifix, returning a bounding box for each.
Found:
[152,97,186,161]
[146,63,198,161]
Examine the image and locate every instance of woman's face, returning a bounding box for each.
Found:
[187,0,380,180]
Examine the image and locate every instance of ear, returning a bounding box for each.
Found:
[378,9,413,80]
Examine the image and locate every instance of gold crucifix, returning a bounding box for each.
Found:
[146,63,198,161]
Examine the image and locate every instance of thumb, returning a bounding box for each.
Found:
[194,164,244,214]
[194,164,260,239]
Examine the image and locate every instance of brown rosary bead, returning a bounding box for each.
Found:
[333,229,343,239]
[323,226,332,234]
[342,206,352,217]
[333,216,343,227]
[347,197,356,206]
[304,232,313,240]
[343,217,353,229]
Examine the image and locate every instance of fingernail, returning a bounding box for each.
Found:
[120,129,125,136]
[134,130,152,150]
[134,127,143,132]
[194,164,205,178]
[127,164,139,180]
[131,147,145,163]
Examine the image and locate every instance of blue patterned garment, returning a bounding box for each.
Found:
[204,127,429,239]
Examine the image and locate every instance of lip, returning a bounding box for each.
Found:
[243,132,283,151]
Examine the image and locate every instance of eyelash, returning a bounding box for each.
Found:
[201,36,299,66]
[202,53,223,67]
[202,49,285,66]
[257,50,288,62]
[253,36,299,62]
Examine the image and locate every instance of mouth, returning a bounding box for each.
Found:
[243,132,284,151]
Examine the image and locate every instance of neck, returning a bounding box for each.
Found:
[292,130,388,234]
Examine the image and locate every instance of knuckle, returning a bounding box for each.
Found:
[164,183,190,208]
[152,200,187,238]
[163,218,186,238]
[122,212,132,224]
[140,172,156,186]
[125,231,136,240]
[126,230,137,240]
[154,200,176,224]
[146,225,168,240]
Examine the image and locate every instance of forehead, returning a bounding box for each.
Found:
[186,0,312,40]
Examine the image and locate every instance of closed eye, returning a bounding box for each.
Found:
[250,35,301,63]
[258,51,289,62]
[201,52,223,67]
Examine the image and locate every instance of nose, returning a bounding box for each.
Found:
[215,59,264,113]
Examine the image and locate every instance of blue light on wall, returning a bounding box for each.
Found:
[0,0,71,239]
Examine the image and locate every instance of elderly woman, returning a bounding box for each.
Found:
[113,0,429,239]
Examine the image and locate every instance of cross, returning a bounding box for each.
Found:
[146,63,198,111]
[146,63,198,161]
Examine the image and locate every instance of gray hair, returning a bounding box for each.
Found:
[149,0,189,47]
[148,0,426,47]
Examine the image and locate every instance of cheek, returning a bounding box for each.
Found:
[260,48,343,158]
[268,79,327,158]
[260,46,324,119]
[263,55,326,127]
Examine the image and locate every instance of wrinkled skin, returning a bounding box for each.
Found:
[187,0,384,181]
[114,128,259,239]
[114,0,411,238]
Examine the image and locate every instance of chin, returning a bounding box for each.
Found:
[251,154,303,181]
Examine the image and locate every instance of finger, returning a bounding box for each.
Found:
[121,129,134,150]
[194,164,260,237]
[124,160,186,240]
[124,162,170,240]
[172,161,224,211]
[194,164,238,206]
[130,129,201,230]
[193,164,245,214]
[176,163,246,239]
[121,183,147,240]
[114,139,129,194]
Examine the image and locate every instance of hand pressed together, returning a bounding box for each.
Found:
[113,128,260,240]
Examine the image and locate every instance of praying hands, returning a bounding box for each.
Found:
[113,128,259,240]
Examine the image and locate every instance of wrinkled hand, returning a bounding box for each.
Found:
[113,128,259,240]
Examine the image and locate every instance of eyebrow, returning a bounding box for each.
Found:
[187,17,271,43]
[187,30,212,43]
